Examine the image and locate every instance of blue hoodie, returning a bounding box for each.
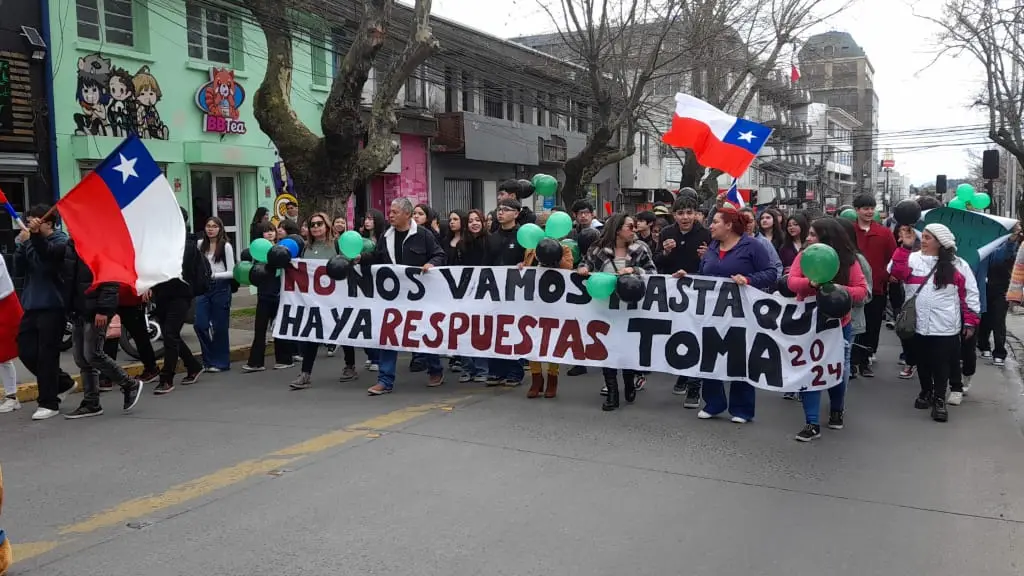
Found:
[13,230,68,311]
[699,234,779,291]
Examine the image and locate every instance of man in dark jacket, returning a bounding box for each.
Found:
[485,197,527,385]
[62,240,143,419]
[150,208,205,395]
[489,180,536,233]
[365,197,446,395]
[653,194,712,405]
[13,204,75,420]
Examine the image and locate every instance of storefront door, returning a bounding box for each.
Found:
[191,169,241,258]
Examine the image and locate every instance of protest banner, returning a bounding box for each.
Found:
[274,261,846,392]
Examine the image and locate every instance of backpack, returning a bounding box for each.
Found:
[894,264,937,340]
[184,240,213,296]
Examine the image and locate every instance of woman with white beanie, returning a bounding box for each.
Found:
[889,223,980,422]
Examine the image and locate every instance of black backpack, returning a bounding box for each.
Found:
[184,237,212,296]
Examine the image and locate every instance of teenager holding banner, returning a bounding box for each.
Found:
[787,218,867,441]
[485,198,527,386]
[521,219,574,399]
[358,210,386,371]
[578,213,657,411]
[447,209,490,383]
[690,206,778,423]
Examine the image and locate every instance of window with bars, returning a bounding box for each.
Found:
[461,72,474,113]
[76,0,134,46]
[310,29,328,86]
[506,90,515,121]
[187,2,232,64]
[483,82,503,119]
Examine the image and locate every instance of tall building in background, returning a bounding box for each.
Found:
[798,31,879,199]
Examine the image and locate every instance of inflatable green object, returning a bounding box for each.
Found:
[233,261,253,286]
[362,237,376,254]
[534,174,558,198]
[949,198,967,210]
[586,272,617,299]
[801,243,840,285]
[249,238,273,263]
[338,230,363,259]
[956,183,975,202]
[970,192,991,210]
[517,223,545,249]
[545,211,573,239]
[839,209,857,221]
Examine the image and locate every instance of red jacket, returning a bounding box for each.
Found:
[855,222,896,295]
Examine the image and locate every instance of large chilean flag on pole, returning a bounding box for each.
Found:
[661,93,773,178]
[56,135,185,294]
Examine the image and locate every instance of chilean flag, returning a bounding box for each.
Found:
[0,255,22,363]
[724,179,745,209]
[662,93,773,178]
[56,135,185,294]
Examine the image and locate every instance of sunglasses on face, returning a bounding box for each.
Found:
[309,221,326,228]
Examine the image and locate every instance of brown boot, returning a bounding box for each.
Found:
[527,373,544,398]
[544,374,558,398]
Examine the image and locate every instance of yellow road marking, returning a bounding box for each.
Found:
[15,398,466,563]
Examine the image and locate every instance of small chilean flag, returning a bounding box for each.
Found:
[56,135,185,294]
[724,179,744,209]
[662,93,773,178]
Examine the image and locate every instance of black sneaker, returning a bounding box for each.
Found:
[181,369,204,386]
[566,366,587,377]
[683,385,701,409]
[672,381,688,395]
[154,381,175,395]
[795,424,821,442]
[931,398,948,422]
[858,365,875,378]
[914,391,932,410]
[122,380,143,411]
[64,404,103,419]
[139,369,160,383]
[827,410,844,430]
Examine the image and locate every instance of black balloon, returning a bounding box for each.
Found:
[817,284,852,319]
[535,238,563,267]
[325,255,351,281]
[893,199,922,225]
[777,274,797,298]
[240,248,253,262]
[616,274,646,303]
[267,244,292,267]
[916,195,942,211]
[286,234,306,254]
[517,179,536,199]
[577,227,600,256]
[249,263,274,286]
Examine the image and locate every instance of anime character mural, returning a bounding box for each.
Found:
[106,66,137,137]
[73,54,170,140]
[133,66,169,140]
[73,54,111,136]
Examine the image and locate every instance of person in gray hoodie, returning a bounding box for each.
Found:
[13,205,75,420]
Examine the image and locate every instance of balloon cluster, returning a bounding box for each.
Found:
[949,184,991,211]
[236,234,305,286]
[517,211,573,249]
[325,230,376,281]
[776,243,851,318]
[531,174,558,198]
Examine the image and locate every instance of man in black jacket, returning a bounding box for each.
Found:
[489,180,536,233]
[62,240,143,419]
[653,194,711,407]
[365,197,446,396]
[485,197,527,385]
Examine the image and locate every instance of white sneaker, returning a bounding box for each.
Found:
[368,363,379,372]
[947,391,963,406]
[981,350,993,359]
[32,407,60,420]
[993,358,1005,368]
[0,397,21,413]
[963,375,973,395]
[697,410,714,419]
[273,362,295,370]
[364,360,372,369]
[730,416,749,424]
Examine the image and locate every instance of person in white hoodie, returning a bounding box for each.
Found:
[888,223,980,422]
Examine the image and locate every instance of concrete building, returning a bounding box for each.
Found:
[798,31,880,198]
[876,169,912,206]
[790,103,860,212]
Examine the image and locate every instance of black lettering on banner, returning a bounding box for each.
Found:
[609,291,639,311]
[375,267,400,301]
[475,268,500,301]
[440,268,475,299]
[279,304,305,337]
[712,282,744,319]
[748,333,783,388]
[404,268,426,301]
[780,303,814,336]
[642,276,668,313]
[300,306,324,340]
[537,269,565,304]
[665,330,700,370]
[350,309,372,340]
[699,326,747,378]
[505,268,535,301]
[329,308,352,340]
[565,273,591,305]
[348,267,374,298]
[627,318,672,367]
[670,278,690,312]
[752,298,782,331]
[690,279,717,315]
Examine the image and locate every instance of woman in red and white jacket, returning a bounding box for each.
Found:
[889,223,980,423]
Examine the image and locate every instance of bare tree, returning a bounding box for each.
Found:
[239,0,438,218]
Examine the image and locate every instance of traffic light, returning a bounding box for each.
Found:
[985,180,994,195]
[749,188,758,206]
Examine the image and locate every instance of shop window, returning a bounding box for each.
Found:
[76,0,135,47]
[187,2,232,65]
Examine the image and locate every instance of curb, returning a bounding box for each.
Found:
[15,343,272,403]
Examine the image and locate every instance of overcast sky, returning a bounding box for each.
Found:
[433,0,991,186]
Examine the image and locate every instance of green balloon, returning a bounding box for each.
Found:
[949,197,967,210]
[801,243,840,285]
[839,209,857,221]
[516,223,545,250]
[956,183,975,202]
[545,211,573,239]
[531,173,546,188]
[338,230,363,259]
[874,212,882,222]
[560,239,580,266]
[970,192,991,210]
[535,174,558,198]
[250,238,273,263]
[362,237,376,254]
[586,272,617,299]
[233,261,253,286]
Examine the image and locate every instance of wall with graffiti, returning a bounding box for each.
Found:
[73,53,170,140]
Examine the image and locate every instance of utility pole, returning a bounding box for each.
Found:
[1008,0,1021,218]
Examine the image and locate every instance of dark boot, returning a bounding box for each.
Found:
[527,373,544,399]
[931,396,948,422]
[544,374,558,398]
[623,371,636,403]
[602,371,619,411]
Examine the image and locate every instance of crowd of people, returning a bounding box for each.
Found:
[1,179,1019,443]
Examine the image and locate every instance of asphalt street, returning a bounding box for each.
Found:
[2,330,1023,575]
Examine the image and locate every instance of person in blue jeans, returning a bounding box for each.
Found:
[194,216,235,372]
[362,198,447,395]
[688,205,778,423]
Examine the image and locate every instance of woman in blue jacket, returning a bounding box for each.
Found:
[690,206,778,423]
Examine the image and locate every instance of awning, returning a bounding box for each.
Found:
[0,152,38,173]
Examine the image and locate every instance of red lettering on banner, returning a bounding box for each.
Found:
[585,321,610,361]
[422,312,445,349]
[284,262,309,293]
[448,312,469,349]
[537,317,560,356]
[514,316,537,356]
[380,308,402,346]
[494,314,515,355]
[471,315,493,351]
[312,266,335,296]
[553,320,586,360]
[402,310,424,348]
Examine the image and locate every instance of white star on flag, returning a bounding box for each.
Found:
[737,131,756,143]
[112,153,138,184]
